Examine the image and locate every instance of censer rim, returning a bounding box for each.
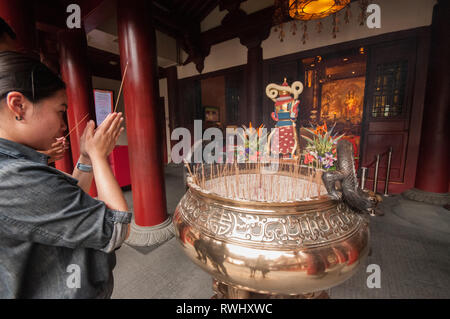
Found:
[187,182,337,213]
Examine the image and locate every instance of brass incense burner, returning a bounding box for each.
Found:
[173,164,370,298]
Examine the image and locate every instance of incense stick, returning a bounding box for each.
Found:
[64,113,89,138]
[184,161,194,181]
[114,62,129,113]
[202,164,205,189]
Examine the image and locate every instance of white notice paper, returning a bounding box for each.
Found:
[94,89,113,126]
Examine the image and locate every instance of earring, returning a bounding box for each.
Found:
[15,116,23,121]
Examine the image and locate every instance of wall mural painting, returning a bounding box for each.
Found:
[320,77,365,126]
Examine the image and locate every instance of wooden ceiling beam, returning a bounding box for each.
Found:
[197,0,220,22]
[200,0,357,48]
[78,0,118,33]
[151,1,197,39]
[35,0,117,33]
[34,0,67,32]
[201,6,275,48]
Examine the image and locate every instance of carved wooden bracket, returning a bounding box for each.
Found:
[180,0,247,73]
[238,25,272,50]
[181,0,273,73]
[219,0,272,50]
[181,30,211,74]
[219,0,246,13]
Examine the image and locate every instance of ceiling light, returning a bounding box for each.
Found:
[289,0,350,21]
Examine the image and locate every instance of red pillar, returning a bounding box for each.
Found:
[39,39,74,174]
[117,0,167,227]
[54,109,74,174]
[0,0,36,54]
[414,1,450,194]
[55,149,75,174]
[57,28,97,195]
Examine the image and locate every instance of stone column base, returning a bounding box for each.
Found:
[402,188,450,206]
[125,216,175,247]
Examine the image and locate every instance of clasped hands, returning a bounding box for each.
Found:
[42,113,124,164]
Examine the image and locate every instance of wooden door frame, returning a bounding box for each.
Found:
[358,31,431,193]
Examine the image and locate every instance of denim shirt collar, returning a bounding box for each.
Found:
[0,137,49,165]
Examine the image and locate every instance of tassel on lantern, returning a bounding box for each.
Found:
[290,20,297,36]
[358,0,369,26]
[278,23,285,42]
[332,13,340,38]
[273,0,291,42]
[344,3,352,24]
[301,21,308,45]
[316,21,323,34]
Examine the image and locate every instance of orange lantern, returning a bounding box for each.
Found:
[289,0,350,20]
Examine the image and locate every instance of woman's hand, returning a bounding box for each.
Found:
[40,138,69,164]
[84,113,124,160]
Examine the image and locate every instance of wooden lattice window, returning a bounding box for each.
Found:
[372,60,408,118]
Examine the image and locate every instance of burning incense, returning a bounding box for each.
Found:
[114,62,129,113]
[64,113,89,139]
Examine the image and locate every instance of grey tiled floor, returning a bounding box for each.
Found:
[112,165,450,299]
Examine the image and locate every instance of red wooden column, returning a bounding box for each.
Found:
[54,107,74,174]
[57,28,97,195]
[0,0,36,53]
[413,1,450,197]
[404,1,450,206]
[38,37,74,174]
[118,0,172,245]
[55,145,75,174]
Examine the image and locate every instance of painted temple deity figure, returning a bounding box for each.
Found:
[344,89,362,123]
[266,78,304,158]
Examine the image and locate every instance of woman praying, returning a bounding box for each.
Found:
[0,51,131,299]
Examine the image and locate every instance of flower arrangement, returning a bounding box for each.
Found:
[301,122,344,170]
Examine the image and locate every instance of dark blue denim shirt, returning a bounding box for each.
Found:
[0,138,132,299]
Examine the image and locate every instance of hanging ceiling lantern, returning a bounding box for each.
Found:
[289,0,350,21]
